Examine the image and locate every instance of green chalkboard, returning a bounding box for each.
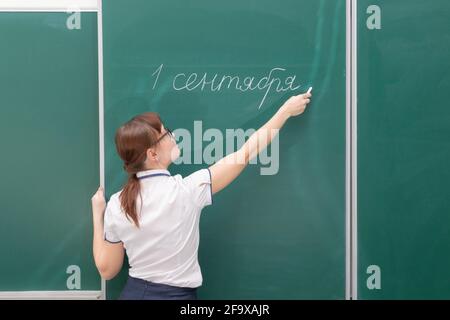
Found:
[104,0,347,299]
[358,0,450,299]
[0,13,101,294]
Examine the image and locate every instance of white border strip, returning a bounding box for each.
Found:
[351,0,358,300]
[0,0,97,11]
[0,291,102,300]
[97,0,106,300]
[345,0,351,301]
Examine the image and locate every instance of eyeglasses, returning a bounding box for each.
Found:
[155,127,175,144]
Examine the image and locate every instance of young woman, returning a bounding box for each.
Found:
[91,90,312,300]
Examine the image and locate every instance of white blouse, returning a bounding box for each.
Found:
[104,168,213,288]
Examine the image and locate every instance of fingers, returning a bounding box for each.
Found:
[92,186,104,198]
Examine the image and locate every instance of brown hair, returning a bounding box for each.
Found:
[114,112,163,227]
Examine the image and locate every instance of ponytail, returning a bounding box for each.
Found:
[119,173,142,227]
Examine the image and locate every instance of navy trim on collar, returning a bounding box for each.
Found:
[137,173,171,180]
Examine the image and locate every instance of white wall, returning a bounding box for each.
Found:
[0,0,97,11]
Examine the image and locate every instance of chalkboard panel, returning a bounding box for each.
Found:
[358,0,450,299]
[0,12,101,294]
[103,0,347,299]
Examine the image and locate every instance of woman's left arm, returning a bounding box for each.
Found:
[91,187,125,280]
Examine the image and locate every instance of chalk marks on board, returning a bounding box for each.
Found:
[151,63,307,109]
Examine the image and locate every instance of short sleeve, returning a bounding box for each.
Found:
[103,199,122,243]
[182,168,213,208]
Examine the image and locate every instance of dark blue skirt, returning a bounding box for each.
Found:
[119,275,198,300]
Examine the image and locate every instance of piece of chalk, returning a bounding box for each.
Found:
[307,87,313,93]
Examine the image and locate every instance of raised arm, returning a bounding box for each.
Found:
[209,90,312,194]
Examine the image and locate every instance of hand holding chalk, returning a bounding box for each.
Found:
[280,87,313,117]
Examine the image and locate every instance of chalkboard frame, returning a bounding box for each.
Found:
[0,0,104,300]
[101,0,353,300]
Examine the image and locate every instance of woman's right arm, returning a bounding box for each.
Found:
[208,90,312,194]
